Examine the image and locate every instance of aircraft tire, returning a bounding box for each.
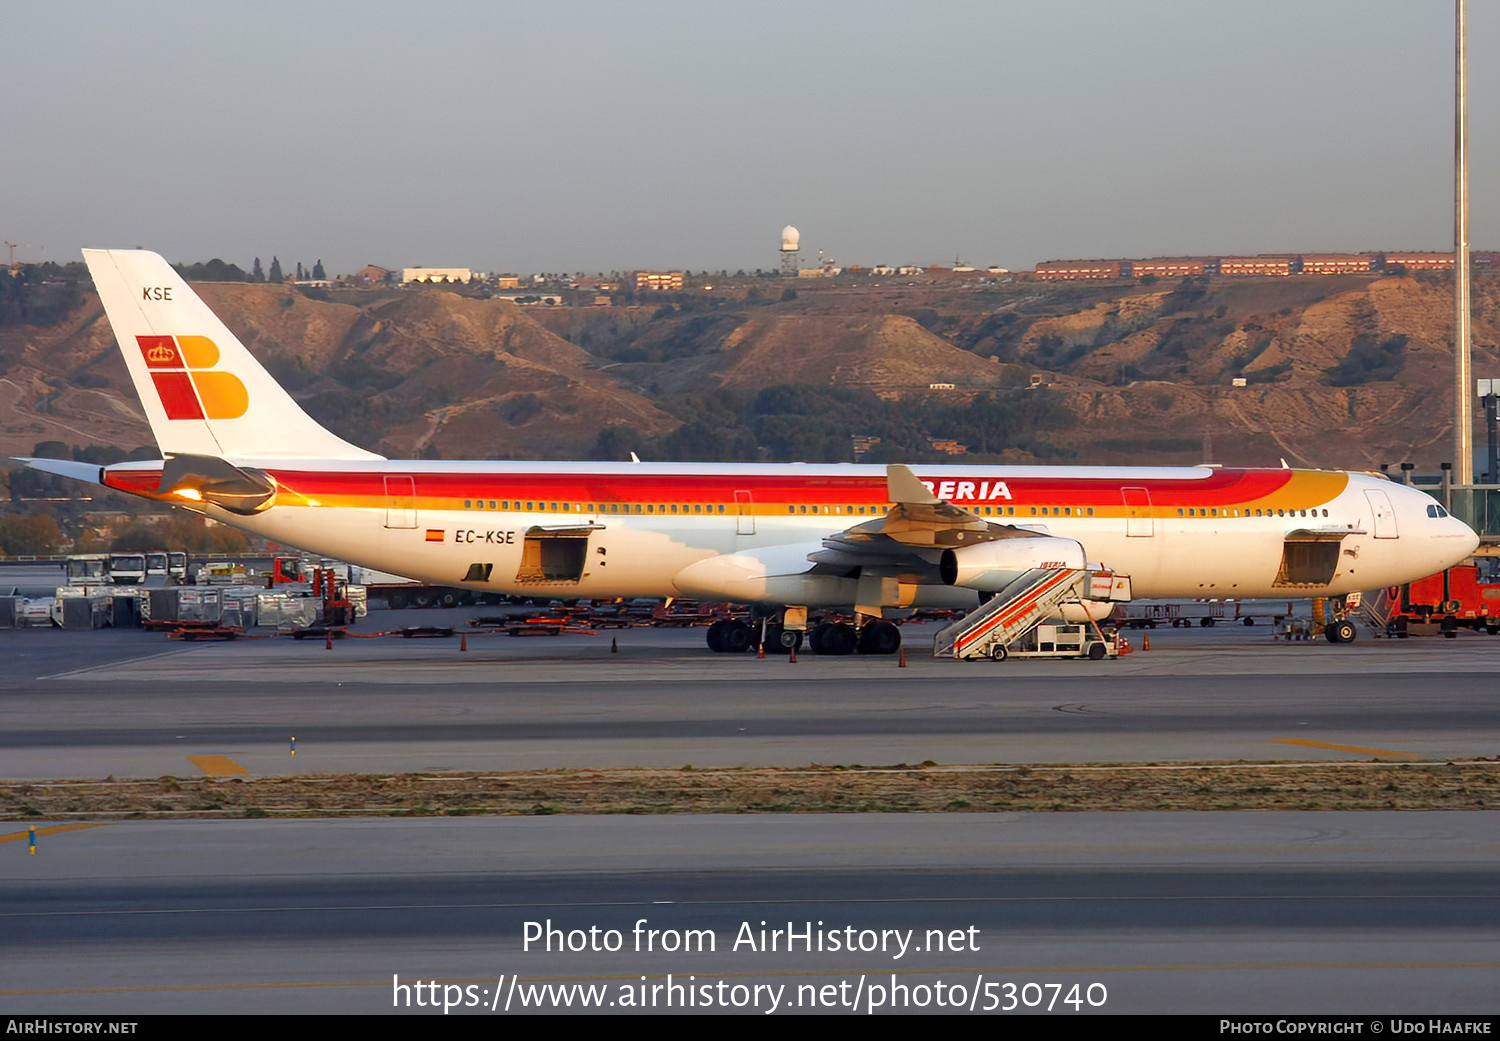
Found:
[387,591,409,610]
[413,590,436,609]
[1327,620,1357,643]
[723,621,754,653]
[858,621,901,655]
[807,623,829,655]
[762,624,791,654]
[822,623,857,655]
[706,619,730,653]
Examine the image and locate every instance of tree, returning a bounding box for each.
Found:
[312,259,325,280]
[269,256,283,283]
[252,257,264,282]
[0,513,64,556]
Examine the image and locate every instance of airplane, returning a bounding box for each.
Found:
[15,248,1481,655]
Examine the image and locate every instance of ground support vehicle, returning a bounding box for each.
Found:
[1365,565,1500,638]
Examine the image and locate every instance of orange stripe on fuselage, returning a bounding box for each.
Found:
[102,466,1349,515]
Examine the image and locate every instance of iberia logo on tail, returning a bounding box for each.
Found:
[137,335,248,420]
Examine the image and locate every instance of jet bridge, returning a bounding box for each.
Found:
[934,567,1132,661]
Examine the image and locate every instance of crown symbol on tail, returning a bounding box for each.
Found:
[146,343,177,364]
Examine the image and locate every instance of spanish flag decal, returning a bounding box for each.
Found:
[425,529,445,542]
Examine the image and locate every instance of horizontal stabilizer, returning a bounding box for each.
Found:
[11,457,107,485]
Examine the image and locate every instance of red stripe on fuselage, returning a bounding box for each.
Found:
[258,467,1297,506]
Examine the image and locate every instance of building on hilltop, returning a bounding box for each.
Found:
[635,271,685,291]
[1034,260,1128,281]
[402,268,473,284]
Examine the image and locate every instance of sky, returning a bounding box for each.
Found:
[7,1,1498,276]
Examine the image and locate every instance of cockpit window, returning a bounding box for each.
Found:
[1426,504,1449,518]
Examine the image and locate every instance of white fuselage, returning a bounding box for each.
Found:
[104,459,1480,608]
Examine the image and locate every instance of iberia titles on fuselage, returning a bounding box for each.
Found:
[21,250,1479,643]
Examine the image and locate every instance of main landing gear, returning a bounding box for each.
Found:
[704,617,902,655]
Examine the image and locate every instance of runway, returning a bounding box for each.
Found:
[3,616,1497,1016]
[3,617,1499,778]
[2,813,1496,1015]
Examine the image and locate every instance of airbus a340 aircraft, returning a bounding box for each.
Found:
[19,249,1480,655]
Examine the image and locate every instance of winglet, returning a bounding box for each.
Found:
[886,464,940,504]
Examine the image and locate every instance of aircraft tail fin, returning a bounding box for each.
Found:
[82,249,381,462]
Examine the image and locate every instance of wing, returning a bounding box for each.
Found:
[809,464,1038,571]
[671,464,1086,606]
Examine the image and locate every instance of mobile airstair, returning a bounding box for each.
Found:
[934,567,1132,661]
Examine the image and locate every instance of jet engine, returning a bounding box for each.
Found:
[939,536,1086,592]
[672,541,849,605]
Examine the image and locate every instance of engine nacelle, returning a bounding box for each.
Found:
[939,536,1086,592]
[673,542,848,605]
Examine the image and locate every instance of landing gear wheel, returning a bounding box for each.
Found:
[811,623,857,655]
[857,620,902,655]
[387,591,409,610]
[1243,617,1255,626]
[807,623,829,655]
[988,644,1008,662]
[1325,619,1357,643]
[706,619,730,653]
[413,590,436,608]
[723,621,754,653]
[762,625,801,654]
[439,590,460,608]
[1200,617,1214,627]
[826,623,857,655]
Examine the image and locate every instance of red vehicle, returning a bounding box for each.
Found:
[1384,565,1500,637]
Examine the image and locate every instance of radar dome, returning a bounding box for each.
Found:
[780,225,800,252]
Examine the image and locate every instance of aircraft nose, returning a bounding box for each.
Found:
[1452,516,1481,559]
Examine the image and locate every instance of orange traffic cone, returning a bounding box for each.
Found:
[461,634,468,652]
[898,648,907,667]
[757,642,765,659]
[325,630,333,651]
[789,645,797,663]
[1142,633,1150,651]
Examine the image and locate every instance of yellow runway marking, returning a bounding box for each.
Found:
[1273,738,1420,759]
[188,755,249,776]
[0,822,107,844]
